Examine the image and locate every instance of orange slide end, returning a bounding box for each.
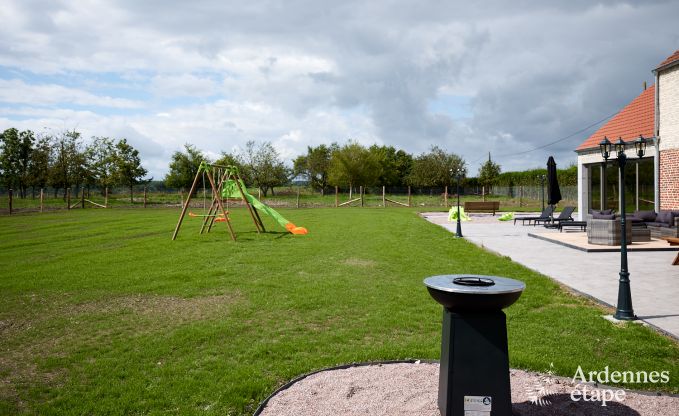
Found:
[285,222,308,235]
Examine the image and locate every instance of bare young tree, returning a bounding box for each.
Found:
[240,140,289,196]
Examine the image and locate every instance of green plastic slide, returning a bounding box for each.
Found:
[221,179,307,235]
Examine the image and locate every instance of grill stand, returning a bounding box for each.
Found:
[438,310,512,416]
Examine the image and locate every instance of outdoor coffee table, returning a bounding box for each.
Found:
[559,221,587,232]
[661,237,679,265]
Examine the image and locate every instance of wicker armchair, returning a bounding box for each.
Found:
[587,217,632,245]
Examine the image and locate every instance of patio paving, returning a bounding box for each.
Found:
[421,212,679,340]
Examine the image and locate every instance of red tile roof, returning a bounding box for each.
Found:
[576,86,654,151]
[657,49,679,70]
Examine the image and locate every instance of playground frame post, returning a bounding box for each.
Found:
[67,188,71,210]
[172,169,202,240]
[335,186,338,208]
[81,187,85,209]
[408,186,411,207]
[143,186,147,208]
[444,186,448,207]
[40,188,44,213]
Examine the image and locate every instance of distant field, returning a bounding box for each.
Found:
[0,186,572,214]
[0,208,675,415]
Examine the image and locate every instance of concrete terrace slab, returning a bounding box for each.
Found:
[528,231,678,252]
[421,212,679,340]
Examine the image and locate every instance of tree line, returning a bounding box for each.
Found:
[0,128,148,201]
[164,140,489,196]
[3,125,575,201]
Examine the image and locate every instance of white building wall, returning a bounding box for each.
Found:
[659,64,679,151]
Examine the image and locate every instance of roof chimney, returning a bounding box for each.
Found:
[643,81,647,90]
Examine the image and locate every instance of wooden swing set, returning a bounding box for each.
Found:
[171,162,266,241]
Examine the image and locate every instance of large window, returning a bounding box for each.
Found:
[589,157,654,212]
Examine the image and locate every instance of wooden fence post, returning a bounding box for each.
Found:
[335,186,338,208]
[40,188,44,213]
[67,188,71,210]
[519,185,523,207]
[296,187,300,209]
[81,187,85,208]
[444,185,448,207]
[382,186,386,207]
[143,186,147,208]
[8,189,12,215]
[408,186,411,207]
[360,186,364,207]
[105,187,109,208]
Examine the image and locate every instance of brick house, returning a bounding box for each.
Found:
[575,49,679,219]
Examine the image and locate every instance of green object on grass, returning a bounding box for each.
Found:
[448,206,471,222]
[498,212,514,221]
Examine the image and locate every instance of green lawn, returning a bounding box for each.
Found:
[0,208,676,415]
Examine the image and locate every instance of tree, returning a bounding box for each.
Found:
[113,139,148,203]
[0,128,35,198]
[164,144,206,192]
[293,144,334,194]
[214,152,248,182]
[368,145,413,187]
[407,146,466,187]
[28,135,53,197]
[240,140,289,196]
[328,141,380,191]
[478,153,501,196]
[48,130,85,199]
[86,137,118,193]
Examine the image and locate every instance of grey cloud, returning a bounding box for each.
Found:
[2,0,679,175]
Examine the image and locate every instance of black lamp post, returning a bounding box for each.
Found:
[599,135,646,321]
[451,168,463,238]
[539,175,546,211]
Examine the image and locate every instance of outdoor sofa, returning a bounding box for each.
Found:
[628,210,679,238]
[586,209,646,245]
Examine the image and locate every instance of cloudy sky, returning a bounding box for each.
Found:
[1,1,677,179]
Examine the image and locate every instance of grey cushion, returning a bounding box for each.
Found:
[634,210,657,222]
[657,210,672,225]
[673,211,679,224]
[647,221,670,228]
[592,212,615,220]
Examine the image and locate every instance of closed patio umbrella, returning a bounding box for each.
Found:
[547,156,562,206]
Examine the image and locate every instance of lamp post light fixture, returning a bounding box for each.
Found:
[599,135,646,321]
[451,168,464,238]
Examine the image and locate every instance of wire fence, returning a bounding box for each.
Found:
[0,184,576,215]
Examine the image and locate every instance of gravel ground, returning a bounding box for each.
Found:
[258,362,678,416]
